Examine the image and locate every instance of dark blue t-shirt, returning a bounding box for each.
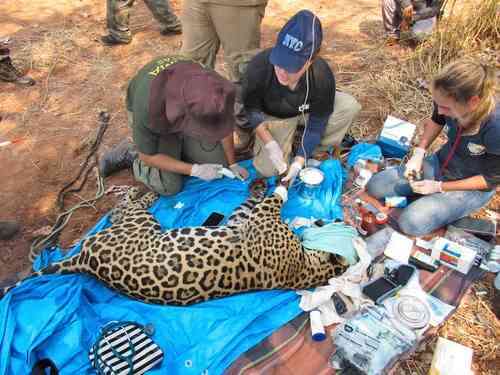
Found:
[431,103,500,189]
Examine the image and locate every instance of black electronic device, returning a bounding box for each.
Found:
[450,217,497,241]
[362,264,416,304]
[332,292,348,316]
[362,277,401,305]
[409,251,440,273]
[202,212,225,226]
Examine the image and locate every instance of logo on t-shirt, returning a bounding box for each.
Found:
[282,34,303,51]
[298,103,310,112]
[467,142,486,156]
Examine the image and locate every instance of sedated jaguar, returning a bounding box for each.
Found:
[1,181,350,305]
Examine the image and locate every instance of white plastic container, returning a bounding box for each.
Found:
[309,310,326,341]
[431,238,477,275]
[298,167,325,200]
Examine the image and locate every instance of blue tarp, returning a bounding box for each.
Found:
[0,160,345,375]
[346,143,383,168]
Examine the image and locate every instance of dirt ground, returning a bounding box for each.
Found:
[0,0,498,373]
[0,0,393,284]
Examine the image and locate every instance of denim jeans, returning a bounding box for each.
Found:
[366,154,495,236]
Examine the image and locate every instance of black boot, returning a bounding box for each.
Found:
[160,23,182,36]
[0,221,20,240]
[0,57,35,86]
[100,35,131,46]
[99,140,137,177]
[159,16,182,36]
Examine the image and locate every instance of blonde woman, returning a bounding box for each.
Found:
[367,59,498,236]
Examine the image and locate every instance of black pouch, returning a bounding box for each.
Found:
[89,321,164,375]
[362,264,416,304]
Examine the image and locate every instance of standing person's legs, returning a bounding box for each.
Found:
[314,91,361,153]
[106,0,135,43]
[208,4,266,82]
[180,0,219,69]
[381,0,401,39]
[143,0,182,34]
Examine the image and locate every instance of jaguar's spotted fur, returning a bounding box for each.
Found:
[1,182,349,305]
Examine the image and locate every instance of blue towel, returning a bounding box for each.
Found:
[0,160,345,375]
[301,223,359,265]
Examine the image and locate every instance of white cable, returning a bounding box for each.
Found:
[299,14,317,168]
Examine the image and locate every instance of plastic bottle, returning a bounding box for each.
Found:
[309,310,326,341]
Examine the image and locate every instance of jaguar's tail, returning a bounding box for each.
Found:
[0,253,82,299]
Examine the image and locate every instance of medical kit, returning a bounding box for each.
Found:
[376,116,416,158]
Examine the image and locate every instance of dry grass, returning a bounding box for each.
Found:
[347,0,499,144]
[2,0,497,372]
[395,277,500,375]
[344,1,500,373]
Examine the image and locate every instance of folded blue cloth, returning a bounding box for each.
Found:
[301,223,359,265]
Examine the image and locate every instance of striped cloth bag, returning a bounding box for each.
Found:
[89,321,164,375]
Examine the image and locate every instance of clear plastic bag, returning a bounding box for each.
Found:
[330,305,417,375]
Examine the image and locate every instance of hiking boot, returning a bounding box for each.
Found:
[99,139,137,177]
[0,221,20,240]
[0,57,35,86]
[100,35,131,46]
[160,21,182,36]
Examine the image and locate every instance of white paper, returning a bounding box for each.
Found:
[298,237,373,326]
[431,337,473,375]
[384,231,414,264]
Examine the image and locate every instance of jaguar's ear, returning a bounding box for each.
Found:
[126,187,143,201]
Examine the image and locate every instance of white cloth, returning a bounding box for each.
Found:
[297,237,373,326]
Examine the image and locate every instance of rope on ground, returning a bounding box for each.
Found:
[57,111,110,209]
[29,112,111,261]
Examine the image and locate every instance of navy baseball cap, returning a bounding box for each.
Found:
[270,10,323,73]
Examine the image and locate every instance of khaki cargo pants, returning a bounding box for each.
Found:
[128,112,227,195]
[106,0,180,42]
[252,91,361,177]
[180,0,266,82]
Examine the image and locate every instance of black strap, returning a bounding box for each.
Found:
[31,359,59,375]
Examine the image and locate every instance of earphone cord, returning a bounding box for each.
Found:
[299,15,317,169]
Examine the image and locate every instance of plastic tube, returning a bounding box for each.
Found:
[309,310,326,341]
